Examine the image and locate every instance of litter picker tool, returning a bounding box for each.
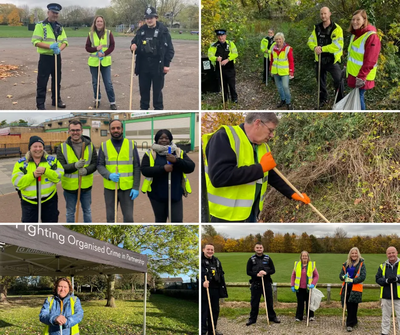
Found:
[60,299,63,335]
[96,62,101,109]
[55,54,58,110]
[219,60,226,110]
[75,142,86,222]
[204,275,216,335]
[261,275,270,326]
[317,53,321,109]
[391,282,397,335]
[114,166,118,223]
[168,146,172,222]
[272,167,330,223]
[129,51,135,110]
[37,176,41,223]
[307,287,312,327]
[342,280,348,327]
[266,58,268,86]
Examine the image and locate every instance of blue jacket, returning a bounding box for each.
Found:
[39,294,83,334]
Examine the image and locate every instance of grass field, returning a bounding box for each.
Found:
[0,294,198,334]
[0,26,199,40]
[216,252,385,303]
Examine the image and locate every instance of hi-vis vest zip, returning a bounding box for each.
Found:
[203,125,270,221]
[141,148,192,195]
[346,31,378,80]
[101,139,135,190]
[88,30,111,67]
[341,261,364,295]
[271,45,291,76]
[43,296,79,335]
[380,262,400,298]
[294,261,316,290]
[61,142,94,190]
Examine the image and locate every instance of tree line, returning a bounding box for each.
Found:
[202,225,400,254]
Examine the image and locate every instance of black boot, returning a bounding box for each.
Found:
[52,100,66,108]
[287,103,294,110]
[37,104,46,110]
[277,100,286,108]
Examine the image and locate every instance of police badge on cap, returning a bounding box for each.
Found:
[47,3,62,13]
[144,6,158,19]
[215,29,227,36]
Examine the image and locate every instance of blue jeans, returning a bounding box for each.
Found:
[89,65,115,103]
[273,74,291,104]
[359,89,366,110]
[63,189,92,223]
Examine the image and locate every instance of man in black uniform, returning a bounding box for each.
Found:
[130,6,174,110]
[31,3,68,110]
[260,29,275,83]
[201,243,228,335]
[246,242,280,326]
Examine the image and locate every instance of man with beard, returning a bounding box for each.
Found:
[97,119,141,222]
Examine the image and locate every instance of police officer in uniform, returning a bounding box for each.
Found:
[260,29,275,83]
[246,242,280,326]
[208,29,238,103]
[201,243,228,335]
[31,3,68,110]
[308,7,344,108]
[130,6,174,110]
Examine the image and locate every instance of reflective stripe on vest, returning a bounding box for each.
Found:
[340,261,364,295]
[61,142,93,190]
[88,30,111,67]
[202,125,270,221]
[141,149,192,194]
[43,296,79,335]
[294,261,315,290]
[347,31,377,80]
[102,139,135,190]
[380,262,400,298]
[271,46,290,76]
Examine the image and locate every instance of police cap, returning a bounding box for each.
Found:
[215,29,226,36]
[144,6,158,19]
[47,3,62,13]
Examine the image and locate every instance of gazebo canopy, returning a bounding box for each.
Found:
[0,225,148,276]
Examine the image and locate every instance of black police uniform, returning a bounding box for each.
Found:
[246,253,278,323]
[263,36,274,83]
[130,7,174,110]
[201,252,228,335]
[315,22,344,105]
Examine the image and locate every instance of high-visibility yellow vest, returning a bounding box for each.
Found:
[380,262,400,298]
[87,30,112,67]
[43,296,79,335]
[61,141,94,191]
[346,31,378,80]
[141,148,192,195]
[12,155,63,204]
[31,21,68,55]
[271,45,291,76]
[202,125,270,221]
[101,139,135,191]
[260,38,276,60]
[294,261,316,290]
[340,262,364,295]
[207,40,238,67]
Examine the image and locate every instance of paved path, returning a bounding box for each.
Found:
[0,37,199,110]
[0,151,199,223]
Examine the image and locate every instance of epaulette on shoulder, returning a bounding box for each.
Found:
[46,156,55,162]
[18,157,26,163]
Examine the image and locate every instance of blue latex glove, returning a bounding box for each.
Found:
[291,286,296,293]
[130,189,139,200]
[109,173,120,182]
[97,51,104,61]
[309,284,315,289]
[342,273,348,280]
[50,42,58,50]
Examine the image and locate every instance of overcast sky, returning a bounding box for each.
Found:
[0,111,74,124]
[206,225,400,239]
[2,0,113,8]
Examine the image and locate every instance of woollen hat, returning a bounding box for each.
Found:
[29,136,45,150]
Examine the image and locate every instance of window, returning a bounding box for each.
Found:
[101,130,108,136]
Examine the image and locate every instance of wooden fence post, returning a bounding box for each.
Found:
[272,283,277,304]
[327,283,331,304]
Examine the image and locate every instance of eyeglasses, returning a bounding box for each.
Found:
[260,120,276,134]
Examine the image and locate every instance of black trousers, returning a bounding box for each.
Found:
[296,288,314,320]
[104,188,134,223]
[315,61,344,103]
[263,57,270,83]
[21,193,59,222]
[201,288,220,334]
[346,302,359,327]
[149,197,183,222]
[138,72,165,110]
[217,67,238,102]
[36,54,62,107]
[249,281,276,322]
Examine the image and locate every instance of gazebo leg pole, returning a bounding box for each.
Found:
[143,272,147,335]
[71,275,74,295]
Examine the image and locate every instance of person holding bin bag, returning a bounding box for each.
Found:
[339,247,366,332]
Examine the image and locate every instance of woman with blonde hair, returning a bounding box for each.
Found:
[85,15,117,110]
[291,251,319,322]
[339,247,366,332]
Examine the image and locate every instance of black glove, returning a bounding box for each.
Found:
[387,276,398,284]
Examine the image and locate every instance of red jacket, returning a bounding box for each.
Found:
[270,43,294,76]
[347,25,381,90]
